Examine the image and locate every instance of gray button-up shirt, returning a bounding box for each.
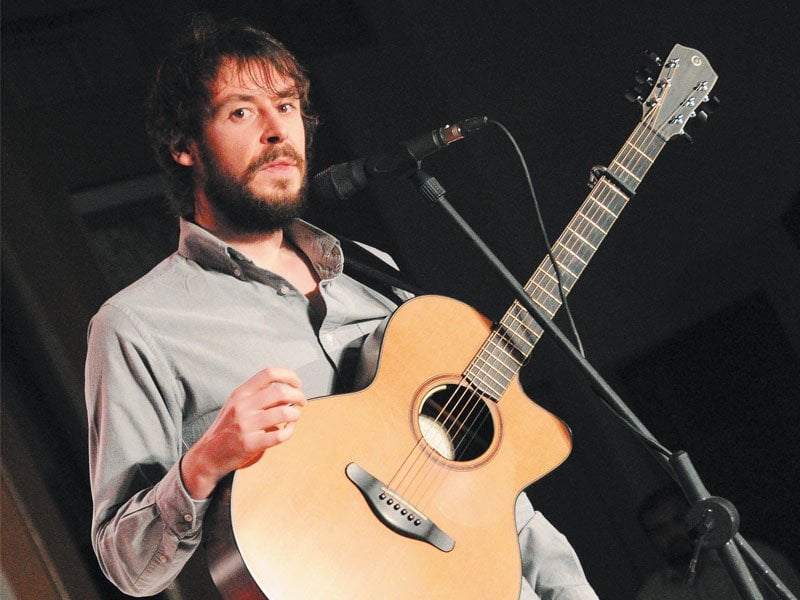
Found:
[85,218,596,599]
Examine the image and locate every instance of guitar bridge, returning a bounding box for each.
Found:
[345,463,454,552]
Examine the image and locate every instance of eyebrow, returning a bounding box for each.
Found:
[215,93,257,107]
[215,88,300,105]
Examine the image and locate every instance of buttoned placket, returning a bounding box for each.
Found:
[317,279,348,363]
[268,276,343,367]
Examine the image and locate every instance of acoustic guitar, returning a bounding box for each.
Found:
[205,44,718,599]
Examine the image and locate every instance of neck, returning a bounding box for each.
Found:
[193,202,320,296]
[193,198,291,271]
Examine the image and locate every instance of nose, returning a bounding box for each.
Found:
[260,110,288,145]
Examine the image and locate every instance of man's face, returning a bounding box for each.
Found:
[191,59,308,232]
[641,495,695,568]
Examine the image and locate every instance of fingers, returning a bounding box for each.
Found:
[234,366,303,398]
[252,401,303,433]
[258,421,297,447]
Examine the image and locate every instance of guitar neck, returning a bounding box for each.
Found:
[465,122,668,399]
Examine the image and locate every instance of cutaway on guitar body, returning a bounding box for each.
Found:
[207,295,573,600]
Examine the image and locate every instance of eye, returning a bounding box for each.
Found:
[278,101,298,113]
[230,107,253,120]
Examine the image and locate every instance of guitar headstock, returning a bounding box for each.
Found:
[627,44,718,142]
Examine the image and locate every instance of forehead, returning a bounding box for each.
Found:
[209,58,299,101]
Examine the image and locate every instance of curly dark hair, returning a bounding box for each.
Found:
[146,13,319,217]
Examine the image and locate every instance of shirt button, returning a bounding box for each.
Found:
[233,268,242,277]
[158,553,168,564]
[322,333,333,344]
[183,513,194,523]
[278,284,291,295]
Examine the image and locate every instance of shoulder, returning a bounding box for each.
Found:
[89,253,191,335]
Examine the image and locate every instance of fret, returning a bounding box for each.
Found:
[636,131,667,161]
[574,212,608,235]
[530,263,575,292]
[591,187,629,222]
[532,267,560,287]
[557,241,590,267]
[589,186,625,217]
[609,165,642,193]
[462,106,669,403]
[463,369,505,401]
[493,328,538,367]
[527,278,561,306]
[496,314,538,355]
[623,141,654,162]
[611,124,667,190]
[569,213,605,242]
[561,231,597,262]
[566,215,599,242]
[528,287,560,317]
[595,181,630,210]
[469,354,515,385]
[522,289,563,318]
[467,353,510,381]
[552,253,582,279]
[609,160,642,183]
[491,325,530,358]
[487,327,531,364]
[504,305,542,340]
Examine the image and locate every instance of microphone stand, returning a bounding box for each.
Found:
[410,167,795,600]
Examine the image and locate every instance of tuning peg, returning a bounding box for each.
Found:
[681,109,709,144]
[624,87,646,104]
[634,66,656,86]
[692,110,709,127]
[644,50,663,66]
[700,95,720,113]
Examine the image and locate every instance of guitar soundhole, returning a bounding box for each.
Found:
[418,384,494,462]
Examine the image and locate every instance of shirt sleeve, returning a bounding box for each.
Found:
[515,493,599,600]
[85,302,210,596]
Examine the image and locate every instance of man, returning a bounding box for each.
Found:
[86,14,597,599]
[636,486,800,599]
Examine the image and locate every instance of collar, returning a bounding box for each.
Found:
[177,218,344,281]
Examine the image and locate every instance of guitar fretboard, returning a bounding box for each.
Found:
[464,122,668,400]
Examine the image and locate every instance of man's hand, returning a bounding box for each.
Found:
[180,367,307,499]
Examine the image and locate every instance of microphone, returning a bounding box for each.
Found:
[312,116,488,202]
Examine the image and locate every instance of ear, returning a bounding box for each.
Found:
[170,138,195,167]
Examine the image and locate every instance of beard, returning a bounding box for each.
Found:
[197,141,308,234]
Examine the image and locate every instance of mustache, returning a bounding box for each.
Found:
[245,144,305,180]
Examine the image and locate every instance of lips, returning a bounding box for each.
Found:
[260,159,297,171]
[246,145,304,181]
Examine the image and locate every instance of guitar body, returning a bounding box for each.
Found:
[206,295,572,599]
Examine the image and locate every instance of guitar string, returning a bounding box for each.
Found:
[387,186,610,500]
[390,174,631,508]
[406,64,702,549]
[405,97,670,504]
[388,104,664,508]
[394,100,668,509]
[384,74,690,511]
[401,64,698,515]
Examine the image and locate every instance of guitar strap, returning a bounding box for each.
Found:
[338,237,427,305]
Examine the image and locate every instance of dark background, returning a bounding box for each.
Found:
[2,1,799,598]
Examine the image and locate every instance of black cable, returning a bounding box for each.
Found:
[485,120,675,456]
[489,119,586,358]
